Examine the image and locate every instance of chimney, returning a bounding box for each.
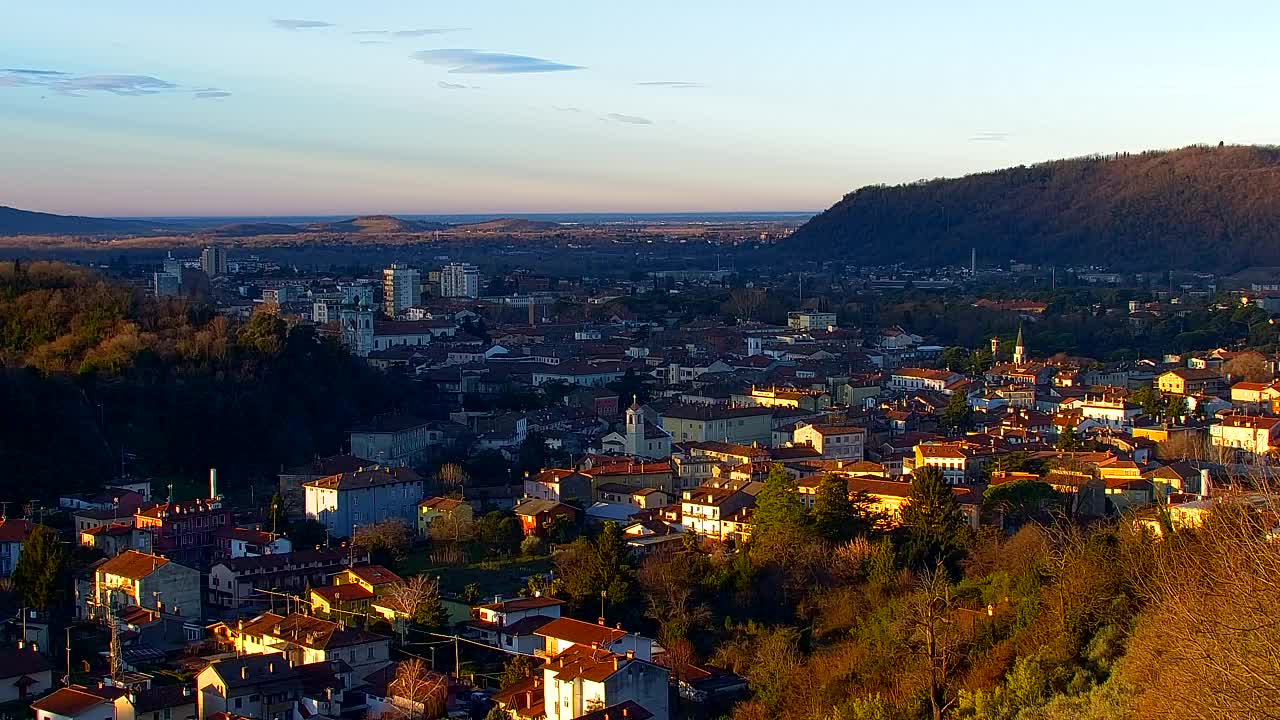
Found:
[623,707,629,718]
[597,617,605,626]
[268,660,275,673]
[16,641,22,650]
[210,468,219,499]
[241,667,248,680]
[613,656,620,671]
[625,650,634,660]
[1201,468,1212,498]
[525,690,532,707]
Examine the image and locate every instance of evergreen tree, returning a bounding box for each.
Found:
[811,475,857,542]
[1056,427,1082,451]
[902,466,969,573]
[13,524,65,612]
[942,391,973,434]
[751,464,808,541]
[591,521,633,615]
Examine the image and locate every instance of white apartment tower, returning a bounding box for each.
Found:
[441,262,480,298]
[200,246,227,276]
[382,263,421,318]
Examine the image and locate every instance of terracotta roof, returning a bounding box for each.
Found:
[311,584,374,604]
[536,617,627,647]
[304,467,422,490]
[346,564,402,586]
[131,684,194,713]
[419,497,468,512]
[237,612,388,650]
[578,701,654,720]
[32,687,111,716]
[477,596,565,613]
[98,550,169,580]
[544,645,630,683]
[0,519,37,544]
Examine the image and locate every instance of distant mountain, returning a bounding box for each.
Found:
[307,215,449,234]
[790,145,1280,271]
[454,218,562,232]
[0,206,166,236]
[206,222,306,237]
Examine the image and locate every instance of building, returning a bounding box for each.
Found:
[382,264,422,317]
[153,270,181,298]
[659,405,773,446]
[348,416,440,466]
[535,617,653,660]
[79,523,153,558]
[213,528,291,561]
[0,645,53,703]
[88,550,202,621]
[467,596,564,655]
[0,519,37,577]
[416,497,474,536]
[913,442,994,485]
[791,424,866,460]
[524,470,595,504]
[303,467,424,539]
[134,496,232,569]
[735,387,832,411]
[121,684,197,720]
[208,549,352,613]
[211,613,392,672]
[33,686,125,720]
[195,653,348,720]
[623,402,672,459]
[441,262,480,299]
[787,311,837,331]
[310,565,403,617]
[1156,368,1225,397]
[680,487,754,541]
[512,499,579,537]
[278,455,367,517]
[200,246,228,277]
[541,647,669,720]
[890,368,964,394]
[1210,415,1280,455]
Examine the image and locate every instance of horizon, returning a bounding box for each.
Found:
[6,3,1280,215]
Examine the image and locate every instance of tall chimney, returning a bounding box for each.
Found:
[210,468,219,499]
[1201,468,1211,498]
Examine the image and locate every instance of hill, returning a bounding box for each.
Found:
[455,218,561,232]
[0,206,167,236]
[206,222,306,237]
[790,145,1280,271]
[307,215,448,234]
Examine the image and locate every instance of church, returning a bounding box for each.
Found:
[598,399,673,460]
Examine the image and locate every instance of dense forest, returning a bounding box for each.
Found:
[0,261,435,504]
[792,145,1280,271]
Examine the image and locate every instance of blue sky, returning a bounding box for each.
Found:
[3,1,1279,216]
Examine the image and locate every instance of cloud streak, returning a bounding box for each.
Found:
[271,18,334,30]
[0,68,229,99]
[605,113,653,125]
[637,81,705,89]
[437,81,477,90]
[969,131,1010,142]
[354,28,467,38]
[412,49,583,74]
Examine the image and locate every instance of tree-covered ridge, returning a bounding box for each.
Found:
[792,145,1280,271]
[0,261,434,502]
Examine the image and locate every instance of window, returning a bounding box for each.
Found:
[234,698,242,709]
[249,695,260,703]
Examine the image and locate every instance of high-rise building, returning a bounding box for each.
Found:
[441,262,480,298]
[382,263,421,318]
[201,246,228,277]
[153,271,180,297]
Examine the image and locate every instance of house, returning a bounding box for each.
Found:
[513,499,579,537]
[1209,415,1280,455]
[680,487,753,541]
[889,368,963,394]
[587,460,676,496]
[1156,368,1225,397]
[33,686,126,720]
[658,405,773,446]
[0,519,38,577]
[88,550,202,622]
[416,497,474,537]
[620,521,686,556]
[913,443,994,485]
[195,653,348,720]
[535,617,653,660]
[734,387,832,411]
[347,416,442,466]
[542,647,669,720]
[79,524,153,558]
[211,613,391,672]
[791,424,866,460]
[787,311,836,331]
[0,645,53,703]
[841,476,982,529]
[594,484,672,509]
[208,549,353,613]
[525,470,595,504]
[467,596,565,655]
[122,684,197,720]
[277,455,366,518]
[303,467,424,539]
[134,490,232,569]
[213,528,291,562]
[310,565,403,617]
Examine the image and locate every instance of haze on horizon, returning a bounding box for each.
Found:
[4,1,1280,217]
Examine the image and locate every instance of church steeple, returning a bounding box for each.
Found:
[1013,324,1026,366]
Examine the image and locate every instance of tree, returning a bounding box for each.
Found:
[353,519,414,566]
[389,658,448,720]
[983,479,1061,529]
[1129,386,1164,419]
[498,655,537,689]
[381,575,449,632]
[13,525,65,612]
[434,463,468,497]
[940,346,970,372]
[905,568,966,720]
[287,519,328,549]
[811,475,859,542]
[1056,426,1083,451]
[728,287,767,322]
[553,522,633,616]
[475,512,522,556]
[902,466,969,573]
[752,464,808,542]
[941,391,972,434]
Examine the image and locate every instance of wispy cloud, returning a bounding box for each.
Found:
[969,131,1010,142]
[412,49,583,74]
[605,113,653,125]
[637,81,705,89]
[438,81,477,90]
[0,68,229,99]
[353,28,467,38]
[271,18,334,30]
[553,106,583,113]
[359,40,390,46]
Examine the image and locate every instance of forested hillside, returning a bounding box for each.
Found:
[0,261,434,503]
[792,145,1280,271]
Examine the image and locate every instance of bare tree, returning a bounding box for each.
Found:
[389,659,448,720]
[435,464,468,497]
[728,288,766,322]
[353,519,414,562]
[904,566,964,720]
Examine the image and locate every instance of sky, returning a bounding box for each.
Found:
[3,1,1280,216]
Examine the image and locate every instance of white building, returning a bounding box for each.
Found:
[88,550,202,621]
[787,311,836,331]
[792,424,866,460]
[200,246,227,277]
[1210,415,1280,455]
[304,467,424,538]
[382,264,422,317]
[542,647,669,720]
[441,262,480,299]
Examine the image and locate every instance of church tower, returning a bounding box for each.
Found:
[624,396,642,456]
[1013,325,1026,366]
[339,298,375,357]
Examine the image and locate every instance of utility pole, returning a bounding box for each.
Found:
[65,626,71,687]
[454,636,460,679]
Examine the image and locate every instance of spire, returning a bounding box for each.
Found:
[1013,324,1026,366]
[629,394,641,412]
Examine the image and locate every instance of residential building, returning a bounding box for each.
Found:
[33,686,126,720]
[542,646,669,720]
[0,519,37,577]
[200,246,228,277]
[348,416,440,466]
[278,455,367,517]
[787,311,837,331]
[791,424,866,460]
[1156,368,1225,397]
[79,523,153,557]
[121,684,197,720]
[594,484,672,509]
[303,467,424,539]
[440,262,480,299]
[210,613,391,672]
[0,646,52,703]
[208,549,352,613]
[134,496,231,569]
[88,550,202,621]
[1210,415,1280,455]
[416,497,474,536]
[680,487,753,541]
[467,596,565,655]
[587,461,677,496]
[382,264,422,317]
[310,565,403,617]
[890,368,964,394]
[735,387,832,411]
[536,617,653,660]
[913,442,994,485]
[659,405,773,446]
[213,528,291,561]
[195,653,348,720]
[513,499,579,537]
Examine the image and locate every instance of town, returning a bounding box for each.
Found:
[0,247,1275,720]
